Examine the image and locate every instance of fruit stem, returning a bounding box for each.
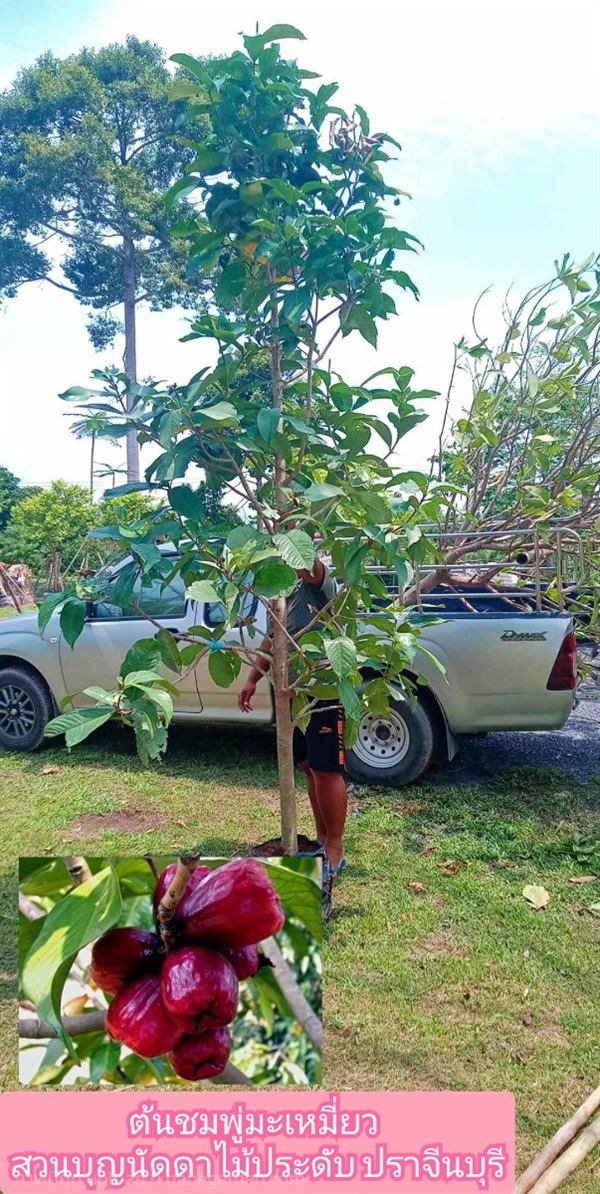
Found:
[156,855,201,952]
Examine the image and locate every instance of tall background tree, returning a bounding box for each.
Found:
[0,466,41,532]
[0,36,214,481]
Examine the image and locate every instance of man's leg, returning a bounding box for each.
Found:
[298,759,327,844]
[310,770,347,868]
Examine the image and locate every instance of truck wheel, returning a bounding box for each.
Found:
[0,667,52,752]
[346,696,437,786]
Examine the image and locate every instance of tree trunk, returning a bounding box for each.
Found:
[267,268,297,855]
[123,236,140,483]
[89,430,95,496]
[271,596,298,855]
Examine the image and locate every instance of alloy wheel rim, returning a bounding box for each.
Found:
[0,683,36,740]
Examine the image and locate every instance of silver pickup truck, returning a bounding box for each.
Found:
[0,546,578,785]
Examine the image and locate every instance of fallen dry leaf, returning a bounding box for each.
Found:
[523,884,551,910]
[420,848,435,857]
[437,859,470,876]
[493,860,516,869]
[576,904,600,917]
[394,801,423,815]
[568,875,598,884]
[405,881,426,894]
[42,766,60,775]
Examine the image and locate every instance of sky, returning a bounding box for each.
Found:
[0,0,599,491]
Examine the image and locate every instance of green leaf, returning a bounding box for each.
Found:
[59,598,87,648]
[168,485,205,520]
[128,685,174,725]
[169,78,199,102]
[355,103,370,135]
[169,53,211,83]
[19,912,44,980]
[179,642,204,666]
[131,542,162,569]
[216,261,246,306]
[38,589,71,635]
[263,132,294,152]
[103,482,153,498]
[90,1041,121,1085]
[262,862,322,940]
[338,678,362,721]
[273,530,316,571]
[121,638,162,679]
[261,23,307,42]
[189,149,227,174]
[303,482,345,502]
[186,579,220,602]
[257,407,281,444]
[254,561,298,598]
[115,858,156,898]
[208,650,242,688]
[324,636,357,678]
[58,386,98,400]
[120,669,163,687]
[226,525,263,550]
[156,628,182,674]
[344,304,378,347]
[354,490,391,524]
[81,686,116,705]
[44,707,114,748]
[20,858,72,894]
[195,401,238,424]
[22,866,122,1058]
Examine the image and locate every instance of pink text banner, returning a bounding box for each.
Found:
[0,1089,514,1194]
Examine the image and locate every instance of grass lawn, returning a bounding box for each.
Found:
[1,723,599,1187]
[0,603,36,620]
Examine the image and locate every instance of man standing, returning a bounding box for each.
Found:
[237,555,348,908]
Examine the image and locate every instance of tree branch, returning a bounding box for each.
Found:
[259,936,322,1052]
[155,855,201,950]
[18,1013,253,1086]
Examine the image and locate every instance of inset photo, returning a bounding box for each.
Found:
[18,855,322,1087]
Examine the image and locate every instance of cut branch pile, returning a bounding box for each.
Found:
[515,1086,600,1194]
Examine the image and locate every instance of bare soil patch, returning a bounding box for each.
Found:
[64,808,166,839]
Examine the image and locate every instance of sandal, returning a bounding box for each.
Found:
[321,858,348,923]
[322,857,348,886]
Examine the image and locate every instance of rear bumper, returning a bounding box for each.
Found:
[446,691,575,733]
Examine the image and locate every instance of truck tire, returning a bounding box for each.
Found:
[0,666,53,752]
[346,695,437,786]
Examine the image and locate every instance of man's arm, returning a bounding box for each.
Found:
[238,635,272,712]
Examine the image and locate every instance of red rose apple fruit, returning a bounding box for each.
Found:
[220,944,260,980]
[168,1027,231,1081]
[161,945,239,1033]
[90,927,161,996]
[106,974,183,1058]
[179,859,285,947]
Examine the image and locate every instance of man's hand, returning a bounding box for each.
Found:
[238,680,257,713]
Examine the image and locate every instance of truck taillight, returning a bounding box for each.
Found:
[546,632,578,691]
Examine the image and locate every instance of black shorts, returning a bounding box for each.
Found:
[293,700,346,774]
